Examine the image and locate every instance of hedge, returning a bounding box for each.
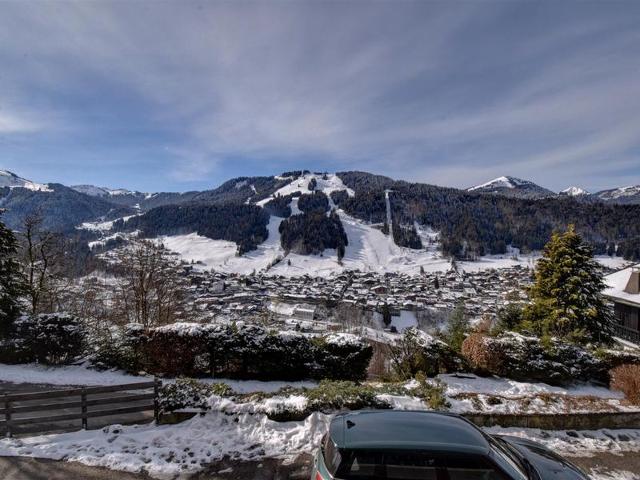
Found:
[97,323,373,381]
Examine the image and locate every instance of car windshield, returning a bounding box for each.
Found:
[487,437,529,480]
[334,450,512,480]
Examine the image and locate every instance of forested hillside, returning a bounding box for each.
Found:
[337,171,640,260]
[0,184,133,232]
[115,203,270,255]
[279,210,348,256]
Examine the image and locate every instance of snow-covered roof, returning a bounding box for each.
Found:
[604,264,640,306]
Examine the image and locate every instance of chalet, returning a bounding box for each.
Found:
[604,265,640,344]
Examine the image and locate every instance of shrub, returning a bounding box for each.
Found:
[461,331,608,385]
[0,313,85,365]
[610,364,640,404]
[92,323,146,372]
[97,323,372,381]
[390,328,466,379]
[305,380,390,412]
[314,333,373,381]
[413,372,450,410]
[159,378,233,412]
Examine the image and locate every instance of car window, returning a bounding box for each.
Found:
[322,434,342,475]
[488,438,528,480]
[335,450,511,480]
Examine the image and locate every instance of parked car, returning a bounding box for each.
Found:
[311,410,589,479]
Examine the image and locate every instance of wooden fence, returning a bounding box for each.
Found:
[1,380,161,437]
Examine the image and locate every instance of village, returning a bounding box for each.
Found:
[183,264,533,334]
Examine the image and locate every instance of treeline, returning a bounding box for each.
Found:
[337,171,640,260]
[298,191,329,213]
[393,221,423,249]
[115,203,270,254]
[279,210,348,257]
[264,194,293,218]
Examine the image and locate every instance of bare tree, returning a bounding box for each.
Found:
[110,240,191,327]
[19,212,64,314]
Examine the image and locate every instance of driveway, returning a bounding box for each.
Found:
[1,451,639,479]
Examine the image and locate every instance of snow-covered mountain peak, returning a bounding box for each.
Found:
[468,176,531,191]
[71,184,141,197]
[560,186,589,196]
[0,169,52,192]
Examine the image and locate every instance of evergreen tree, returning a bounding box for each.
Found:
[445,301,468,352]
[0,211,24,337]
[522,225,613,344]
[381,303,392,327]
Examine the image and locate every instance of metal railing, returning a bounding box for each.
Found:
[614,323,640,344]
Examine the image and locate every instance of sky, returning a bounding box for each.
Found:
[1,1,639,193]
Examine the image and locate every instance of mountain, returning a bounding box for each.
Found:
[560,186,590,197]
[3,168,640,267]
[594,185,640,205]
[0,182,133,232]
[467,176,556,199]
[0,170,51,192]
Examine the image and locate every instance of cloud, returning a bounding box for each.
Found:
[0,1,638,191]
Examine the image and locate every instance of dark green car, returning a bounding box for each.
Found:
[312,411,589,480]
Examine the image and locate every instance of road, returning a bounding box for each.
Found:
[1,452,639,479]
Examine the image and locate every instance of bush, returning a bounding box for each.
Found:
[0,313,86,365]
[159,378,233,412]
[91,323,146,372]
[314,333,373,381]
[413,372,450,410]
[461,331,608,385]
[97,323,372,381]
[610,364,640,404]
[390,328,467,379]
[305,380,389,412]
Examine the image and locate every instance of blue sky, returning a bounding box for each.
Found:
[1,1,639,193]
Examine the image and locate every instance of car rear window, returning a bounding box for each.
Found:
[334,450,511,480]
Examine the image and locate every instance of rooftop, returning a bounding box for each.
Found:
[329,411,489,454]
[604,264,640,306]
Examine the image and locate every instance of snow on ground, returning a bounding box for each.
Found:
[256,173,354,208]
[0,363,149,386]
[79,214,138,232]
[159,214,285,275]
[0,411,331,479]
[0,362,316,393]
[438,373,624,400]
[1,408,639,479]
[590,469,640,480]
[486,426,640,458]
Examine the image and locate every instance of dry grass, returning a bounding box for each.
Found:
[610,364,640,405]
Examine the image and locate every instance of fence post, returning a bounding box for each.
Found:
[81,389,88,430]
[4,396,11,438]
[153,378,161,423]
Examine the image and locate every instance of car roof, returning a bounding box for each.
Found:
[329,410,490,455]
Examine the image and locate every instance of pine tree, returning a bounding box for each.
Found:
[445,301,468,352]
[0,211,24,337]
[523,225,613,344]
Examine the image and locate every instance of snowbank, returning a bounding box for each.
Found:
[0,363,149,386]
[0,411,331,479]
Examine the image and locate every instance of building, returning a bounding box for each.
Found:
[604,265,640,344]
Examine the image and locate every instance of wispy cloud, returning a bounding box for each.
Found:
[0,1,638,191]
